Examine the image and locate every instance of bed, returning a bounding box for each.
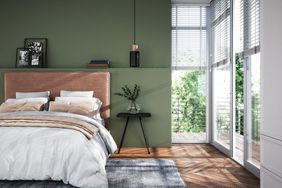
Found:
[0,72,117,188]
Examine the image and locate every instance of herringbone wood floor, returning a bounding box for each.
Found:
[111,144,260,188]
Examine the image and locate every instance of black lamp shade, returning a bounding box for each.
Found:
[130,51,140,67]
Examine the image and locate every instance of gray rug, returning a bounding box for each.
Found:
[107,159,187,188]
[0,159,186,188]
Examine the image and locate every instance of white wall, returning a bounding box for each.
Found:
[261,0,282,187]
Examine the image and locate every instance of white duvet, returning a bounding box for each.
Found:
[0,111,117,188]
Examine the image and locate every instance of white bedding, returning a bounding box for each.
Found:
[0,111,117,188]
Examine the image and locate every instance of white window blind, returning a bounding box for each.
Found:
[172,5,208,69]
[211,0,231,66]
[212,0,230,22]
[239,0,260,58]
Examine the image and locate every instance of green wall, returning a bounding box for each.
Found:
[110,69,171,147]
[0,0,170,68]
[0,68,171,147]
[0,0,171,147]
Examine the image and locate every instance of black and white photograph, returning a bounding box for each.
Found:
[30,53,42,67]
[15,48,30,67]
[27,41,43,53]
[24,38,47,68]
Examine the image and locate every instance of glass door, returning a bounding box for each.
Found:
[233,0,261,177]
[244,53,260,177]
[209,0,261,177]
[212,64,232,152]
[210,0,232,155]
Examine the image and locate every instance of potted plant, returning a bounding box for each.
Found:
[114,84,141,114]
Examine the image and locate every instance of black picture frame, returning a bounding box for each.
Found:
[16,48,31,68]
[24,38,47,68]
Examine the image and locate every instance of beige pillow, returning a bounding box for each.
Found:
[0,102,45,113]
[54,97,103,120]
[49,101,99,119]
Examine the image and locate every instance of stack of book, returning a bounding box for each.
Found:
[87,60,110,68]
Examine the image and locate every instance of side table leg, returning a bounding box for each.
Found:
[118,117,130,154]
[139,117,150,154]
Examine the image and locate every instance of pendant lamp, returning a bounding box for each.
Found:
[130,0,140,67]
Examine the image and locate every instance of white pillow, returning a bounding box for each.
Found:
[55,97,101,110]
[55,97,103,121]
[16,91,50,99]
[60,90,94,98]
[6,97,49,104]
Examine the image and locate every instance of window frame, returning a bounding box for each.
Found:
[171,3,210,143]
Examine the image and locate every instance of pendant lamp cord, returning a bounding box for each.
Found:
[133,0,136,44]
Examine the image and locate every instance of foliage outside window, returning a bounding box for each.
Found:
[235,54,244,135]
[172,71,206,133]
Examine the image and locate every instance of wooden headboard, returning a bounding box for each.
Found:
[4,71,110,127]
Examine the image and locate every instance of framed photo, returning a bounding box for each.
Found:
[30,52,43,67]
[16,48,31,68]
[24,38,47,68]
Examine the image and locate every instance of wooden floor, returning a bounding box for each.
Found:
[111,144,260,188]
